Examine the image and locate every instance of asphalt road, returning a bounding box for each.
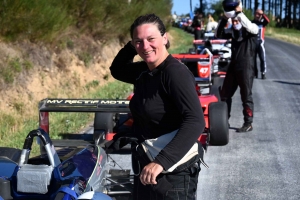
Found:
[110,37,300,200]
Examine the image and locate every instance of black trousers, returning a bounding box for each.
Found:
[194,29,202,40]
[131,145,201,200]
[254,39,267,77]
[220,69,254,124]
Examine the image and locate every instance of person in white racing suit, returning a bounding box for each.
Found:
[215,0,258,132]
[206,17,219,32]
[252,9,270,79]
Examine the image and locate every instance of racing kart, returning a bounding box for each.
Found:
[212,40,231,89]
[0,128,134,200]
[188,32,227,54]
[0,101,147,200]
[38,97,228,151]
[170,50,229,147]
[187,32,232,89]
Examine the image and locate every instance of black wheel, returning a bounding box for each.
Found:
[208,102,229,146]
[93,112,115,145]
[212,76,224,90]
[209,84,221,101]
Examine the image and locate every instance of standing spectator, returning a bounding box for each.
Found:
[192,12,204,39]
[215,0,258,132]
[218,12,224,22]
[206,16,219,32]
[252,9,270,79]
[172,11,177,22]
[207,13,213,22]
[275,17,282,28]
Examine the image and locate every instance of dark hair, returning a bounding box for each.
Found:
[130,13,170,49]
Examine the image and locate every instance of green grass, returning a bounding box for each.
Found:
[85,80,100,91]
[0,57,34,83]
[266,27,300,36]
[168,28,194,54]
[79,52,93,67]
[266,27,300,46]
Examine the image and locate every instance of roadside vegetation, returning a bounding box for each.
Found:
[0,0,172,42]
[265,27,300,45]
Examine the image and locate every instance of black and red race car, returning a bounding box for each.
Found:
[169,51,229,147]
[38,94,228,155]
[188,33,232,88]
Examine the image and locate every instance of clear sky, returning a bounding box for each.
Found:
[171,0,199,16]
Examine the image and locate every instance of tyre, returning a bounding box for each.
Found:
[208,102,229,146]
[212,76,224,90]
[93,112,115,145]
[209,84,221,101]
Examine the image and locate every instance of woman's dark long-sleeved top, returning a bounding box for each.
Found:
[110,42,205,170]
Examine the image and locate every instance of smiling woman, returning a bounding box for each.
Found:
[130,15,170,70]
[109,13,205,200]
[131,23,169,70]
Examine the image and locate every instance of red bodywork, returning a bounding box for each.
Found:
[193,39,227,45]
[39,111,49,134]
[172,53,213,80]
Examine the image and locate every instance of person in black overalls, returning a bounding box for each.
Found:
[215,0,258,132]
[191,12,204,40]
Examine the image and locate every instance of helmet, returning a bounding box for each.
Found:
[222,0,241,18]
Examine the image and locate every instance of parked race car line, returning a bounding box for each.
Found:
[110,37,300,200]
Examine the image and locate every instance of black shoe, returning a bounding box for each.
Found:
[237,123,253,132]
[261,73,266,79]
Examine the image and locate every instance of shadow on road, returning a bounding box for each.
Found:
[273,80,300,86]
